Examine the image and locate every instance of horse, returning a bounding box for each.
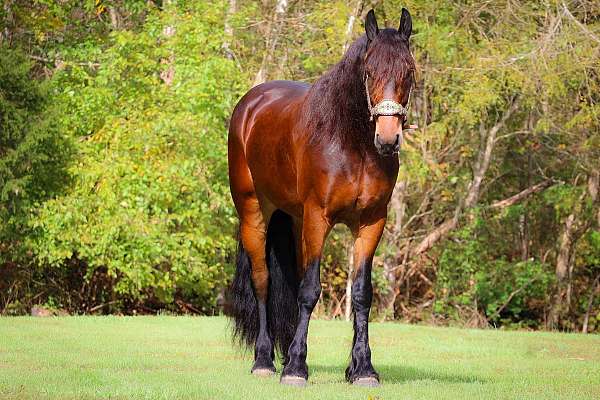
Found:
[227,8,415,387]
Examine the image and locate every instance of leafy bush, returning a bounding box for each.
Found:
[0,46,72,259]
[435,212,553,327]
[30,4,245,313]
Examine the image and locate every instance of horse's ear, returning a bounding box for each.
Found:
[399,8,412,40]
[365,9,379,44]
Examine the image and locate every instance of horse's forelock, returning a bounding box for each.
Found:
[366,29,415,99]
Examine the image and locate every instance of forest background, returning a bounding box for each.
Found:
[1,0,599,333]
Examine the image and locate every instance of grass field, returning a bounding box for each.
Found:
[0,317,599,399]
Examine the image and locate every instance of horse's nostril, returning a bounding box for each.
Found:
[374,134,401,155]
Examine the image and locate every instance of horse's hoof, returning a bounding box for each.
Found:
[352,377,380,387]
[251,368,275,377]
[280,375,307,387]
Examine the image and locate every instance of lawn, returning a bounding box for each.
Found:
[0,316,599,399]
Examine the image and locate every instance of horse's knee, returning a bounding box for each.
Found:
[298,260,321,309]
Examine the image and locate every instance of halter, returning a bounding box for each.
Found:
[364,73,412,122]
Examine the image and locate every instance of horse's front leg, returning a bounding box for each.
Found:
[346,217,386,387]
[280,205,329,387]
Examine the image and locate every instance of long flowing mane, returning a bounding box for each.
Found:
[302,30,415,149]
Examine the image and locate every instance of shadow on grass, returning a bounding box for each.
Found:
[310,364,485,385]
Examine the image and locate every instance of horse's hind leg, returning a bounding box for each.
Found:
[230,145,275,376]
[239,205,276,376]
[229,129,275,375]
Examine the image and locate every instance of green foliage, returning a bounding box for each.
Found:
[30,3,243,312]
[436,213,553,327]
[0,46,72,259]
[580,230,600,272]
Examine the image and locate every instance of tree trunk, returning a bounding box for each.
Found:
[489,180,553,209]
[159,16,176,86]
[555,214,582,284]
[253,0,288,86]
[582,275,600,334]
[222,0,237,59]
[547,210,576,329]
[342,0,365,53]
[1,0,13,44]
[518,213,529,261]
[589,169,600,205]
[108,7,120,30]
[548,170,599,329]
[380,179,408,319]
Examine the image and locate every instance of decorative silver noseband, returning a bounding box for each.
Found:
[364,74,412,121]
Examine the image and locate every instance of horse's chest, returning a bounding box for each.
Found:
[355,183,388,210]
[354,170,394,211]
[328,161,396,221]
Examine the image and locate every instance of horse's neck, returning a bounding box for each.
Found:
[304,64,373,150]
[302,61,400,177]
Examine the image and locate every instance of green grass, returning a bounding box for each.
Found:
[0,317,599,399]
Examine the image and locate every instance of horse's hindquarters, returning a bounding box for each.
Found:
[229,81,309,219]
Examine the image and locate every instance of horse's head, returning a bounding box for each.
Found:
[363,8,415,156]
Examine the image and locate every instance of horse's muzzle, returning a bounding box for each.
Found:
[375,133,401,156]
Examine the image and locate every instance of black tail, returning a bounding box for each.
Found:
[227,210,299,359]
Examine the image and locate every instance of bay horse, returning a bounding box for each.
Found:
[227,8,415,387]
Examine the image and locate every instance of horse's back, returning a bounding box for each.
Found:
[229,80,309,146]
[228,80,310,217]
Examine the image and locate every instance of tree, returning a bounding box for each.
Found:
[0,46,71,258]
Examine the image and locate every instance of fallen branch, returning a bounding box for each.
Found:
[88,300,119,313]
[490,180,554,209]
[412,214,458,256]
[175,299,202,315]
[562,2,600,45]
[412,97,520,256]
